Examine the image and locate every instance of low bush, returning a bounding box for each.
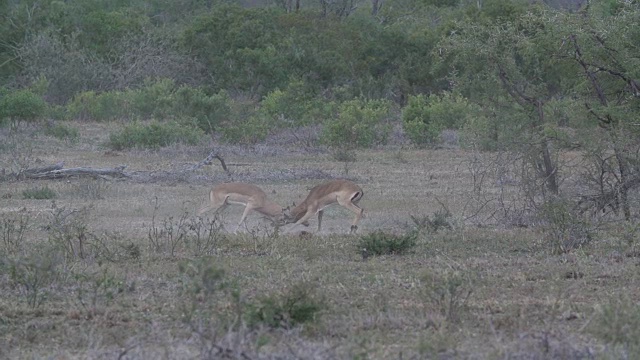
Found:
[358,230,418,256]
[588,297,640,356]
[420,269,474,325]
[108,121,204,150]
[538,198,593,254]
[22,186,57,200]
[245,281,325,329]
[44,122,80,143]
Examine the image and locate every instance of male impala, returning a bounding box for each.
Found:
[286,179,364,234]
[198,183,286,231]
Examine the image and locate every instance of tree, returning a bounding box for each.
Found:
[441,7,567,198]
[553,2,640,219]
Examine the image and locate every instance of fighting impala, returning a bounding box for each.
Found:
[285,179,364,234]
[197,183,286,231]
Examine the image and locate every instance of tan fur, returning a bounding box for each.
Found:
[198,183,285,230]
[287,179,364,234]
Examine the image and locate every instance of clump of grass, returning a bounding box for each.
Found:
[588,297,640,355]
[358,230,418,257]
[420,269,474,325]
[411,209,453,233]
[245,281,325,329]
[22,186,56,200]
[538,198,593,254]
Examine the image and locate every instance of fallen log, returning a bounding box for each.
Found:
[23,165,129,180]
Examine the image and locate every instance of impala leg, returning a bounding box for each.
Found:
[339,200,363,234]
[236,203,256,233]
[317,210,324,232]
[287,210,316,234]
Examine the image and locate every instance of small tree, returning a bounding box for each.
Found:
[0,88,47,129]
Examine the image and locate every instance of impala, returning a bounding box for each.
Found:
[197,183,286,230]
[286,179,364,234]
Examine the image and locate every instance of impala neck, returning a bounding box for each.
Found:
[257,200,284,219]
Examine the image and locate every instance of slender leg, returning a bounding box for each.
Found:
[317,210,324,232]
[339,200,363,234]
[287,209,315,233]
[236,203,255,233]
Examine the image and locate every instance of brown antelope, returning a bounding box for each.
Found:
[286,179,364,234]
[198,183,286,231]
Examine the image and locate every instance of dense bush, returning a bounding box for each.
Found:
[0,88,48,128]
[66,90,130,122]
[402,92,478,146]
[108,121,204,150]
[322,98,392,148]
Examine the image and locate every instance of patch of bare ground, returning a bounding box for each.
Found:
[2,122,640,359]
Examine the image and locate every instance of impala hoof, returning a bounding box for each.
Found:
[350,225,358,234]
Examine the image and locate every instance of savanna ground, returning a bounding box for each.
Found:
[1,123,639,359]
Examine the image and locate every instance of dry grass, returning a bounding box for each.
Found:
[1,123,639,359]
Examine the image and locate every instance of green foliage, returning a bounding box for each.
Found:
[219,114,271,145]
[172,87,231,134]
[245,282,325,329]
[0,88,48,127]
[22,186,57,200]
[77,9,150,59]
[403,92,478,146]
[66,91,130,122]
[322,99,391,148]
[108,121,204,150]
[44,122,80,143]
[358,230,418,256]
[260,80,334,128]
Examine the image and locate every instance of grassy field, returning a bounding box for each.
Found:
[1,123,639,359]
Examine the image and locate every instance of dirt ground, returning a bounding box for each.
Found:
[1,123,638,359]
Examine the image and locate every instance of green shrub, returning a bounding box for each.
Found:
[260,80,333,128]
[108,121,204,150]
[219,114,271,145]
[403,92,478,146]
[358,230,418,256]
[129,78,176,119]
[22,186,57,200]
[173,87,231,134]
[0,88,48,128]
[245,282,325,329]
[66,90,131,121]
[322,98,391,148]
[44,122,79,142]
